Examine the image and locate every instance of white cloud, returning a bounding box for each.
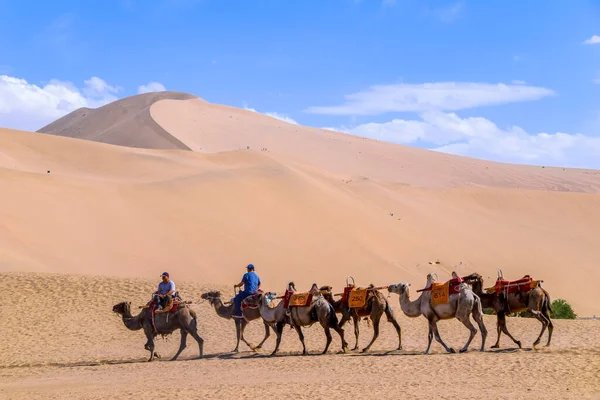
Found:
[583,35,600,45]
[305,81,556,116]
[137,82,166,94]
[0,74,121,131]
[327,112,600,169]
[243,104,298,125]
[512,80,527,85]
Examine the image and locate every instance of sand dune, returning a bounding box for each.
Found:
[1,272,599,399]
[36,91,197,150]
[1,125,600,316]
[151,98,600,192]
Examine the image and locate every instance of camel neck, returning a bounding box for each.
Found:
[213,298,234,318]
[399,291,422,317]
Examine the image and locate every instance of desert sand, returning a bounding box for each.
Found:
[2,92,600,399]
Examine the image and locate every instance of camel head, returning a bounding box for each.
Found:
[319,285,333,292]
[200,291,222,305]
[112,301,131,315]
[309,283,319,293]
[388,282,410,296]
[287,281,296,292]
[462,273,484,293]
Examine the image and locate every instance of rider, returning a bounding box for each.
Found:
[154,272,176,311]
[232,264,261,318]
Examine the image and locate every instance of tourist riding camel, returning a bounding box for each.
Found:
[233,264,261,318]
[153,272,176,312]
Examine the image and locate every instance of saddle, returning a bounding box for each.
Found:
[487,275,539,295]
[241,290,263,311]
[287,292,314,307]
[418,276,464,306]
[348,287,368,308]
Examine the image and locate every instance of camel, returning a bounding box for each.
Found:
[242,290,288,356]
[200,290,271,352]
[244,282,349,355]
[387,272,487,354]
[462,272,553,349]
[112,301,204,362]
[319,284,402,352]
[286,282,349,355]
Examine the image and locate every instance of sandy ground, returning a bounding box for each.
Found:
[1,272,599,399]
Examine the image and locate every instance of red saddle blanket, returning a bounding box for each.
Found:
[420,277,464,294]
[241,290,262,310]
[493,276,536,294]
[149,298,181,314]
[341,286,354,303]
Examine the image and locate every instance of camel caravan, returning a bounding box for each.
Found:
[112,266,554,362]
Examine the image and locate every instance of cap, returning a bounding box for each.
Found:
[161,272,169,277]
[246,264,255,270]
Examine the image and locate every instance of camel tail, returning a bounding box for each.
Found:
[542,288,553,314]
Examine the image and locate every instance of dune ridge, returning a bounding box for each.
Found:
[36,91,198,150]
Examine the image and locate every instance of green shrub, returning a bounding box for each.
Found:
[550,298,577,319]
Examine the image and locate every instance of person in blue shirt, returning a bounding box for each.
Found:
[233,264,261,318]
[154,272,176,311]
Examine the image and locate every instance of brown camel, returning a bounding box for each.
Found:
[112,301,204,361]
[462,272,554,349]
[244,282,349,355]
[200,290,271,352]
[319,284,402,352]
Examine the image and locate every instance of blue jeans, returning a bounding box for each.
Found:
[233,291,251,317]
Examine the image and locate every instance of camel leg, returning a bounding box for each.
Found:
[496,312,521,349]
[472,296,487,352]
[542,304,554,347]
[171,329,188,361]
[238,318,256,352]
[144,329,156,362]
[271,321,285,356]
[424,323,434,355]
[233,318,242,353]
[430,319,455,354]
[456,314,477,353]
[530,309,549,348]
[351,315,360,351]
[385,304,403,350]
[362,312,381,353]
[144,341,161,359]
[322,326,333,355]
[255,320,271,350]
[293,325,308,355]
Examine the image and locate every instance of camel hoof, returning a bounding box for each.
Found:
[361,348,370,353]
[351,347,359,351]
[449,348,456,354]
[491,344,500,349]
[396,346,403,351]
[516,341,522,349]
[154,352,161,359]
[459,348,468,354]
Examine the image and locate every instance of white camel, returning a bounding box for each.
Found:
[387,272,487,354]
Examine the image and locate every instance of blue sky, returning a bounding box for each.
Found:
[1,0,600,168]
